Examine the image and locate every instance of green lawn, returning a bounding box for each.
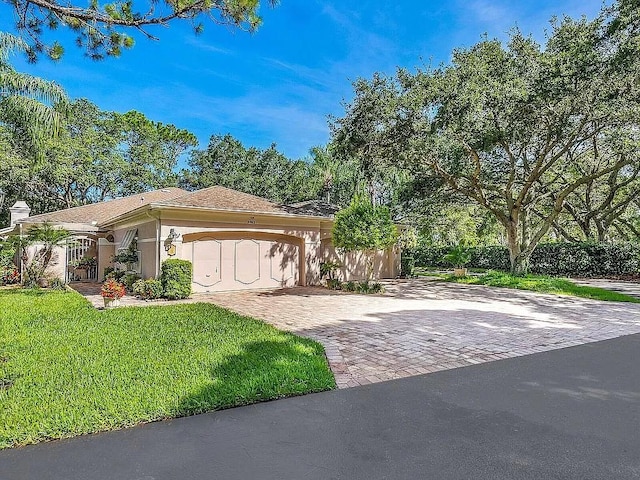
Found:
[0,289,335,448]
[438,270,640,303]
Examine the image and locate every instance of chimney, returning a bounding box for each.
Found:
[10,201,30,226]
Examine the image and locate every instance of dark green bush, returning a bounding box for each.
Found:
[343,281,357,292]
[400,254,415,278]
[132,278,164,300]
[106,270,126,282]
[412,242,640,277]
[121,273,142,292]
[326,278,342,290]
[161,259,192,300]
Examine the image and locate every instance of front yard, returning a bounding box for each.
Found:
[418,269,640,303]
[0,289,335,448]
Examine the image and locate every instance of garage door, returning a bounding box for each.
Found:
[191,237,299,292]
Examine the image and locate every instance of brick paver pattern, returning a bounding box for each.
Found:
[71,279,640,389]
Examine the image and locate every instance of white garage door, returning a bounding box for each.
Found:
[191,237,299,292]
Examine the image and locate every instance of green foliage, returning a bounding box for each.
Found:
[342,280,356,292]
[47,277,66,290]
[106,269,126,282]
[8,0,279,60]
[109,110,197,195]
[332,6,640,274]
[182,135,330,204]
[132,278,164,300]
[0,33,67,154]
[161,259,192,300]
[414,242,640,277]
[400,255,415,278]
[356,281,384,294]
[113,248,139,265]
[0,99,197,223]
[121,273,142,291]
[325,279,384,294]
[21,223,72,286]
[442,244,472,268]
[0,263,19,285]
[319,261,341,281]
[332,195,397,280]
[443,271,640,304]
[0,289,333,448]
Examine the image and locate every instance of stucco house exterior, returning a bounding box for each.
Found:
[1,186,400,292]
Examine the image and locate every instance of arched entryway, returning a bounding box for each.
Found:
[66,236,98,282]
[182,231,305,292]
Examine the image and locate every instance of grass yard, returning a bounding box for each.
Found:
[439,270,640,303]
[0,289,335,448]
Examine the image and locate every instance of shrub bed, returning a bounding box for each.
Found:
[412,242,640,277]
[132,278,164,300]
[161,259,192,299]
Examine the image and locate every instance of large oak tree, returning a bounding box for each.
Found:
[333,9,640,274]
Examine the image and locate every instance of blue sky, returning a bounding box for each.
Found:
[0,0,603,162]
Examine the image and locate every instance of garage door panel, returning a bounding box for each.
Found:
[269,244,296,284]
[190,236,299,292]
[192,240,222,287]
[234,240,260,285]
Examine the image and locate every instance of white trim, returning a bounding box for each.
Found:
[136,238,158,244]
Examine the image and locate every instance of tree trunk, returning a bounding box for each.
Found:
[365,250,375,282]
[505,218,530,275]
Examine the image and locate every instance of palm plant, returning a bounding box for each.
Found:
[22,222,73,285]
[0,32,67,152]
[443,244,472,269]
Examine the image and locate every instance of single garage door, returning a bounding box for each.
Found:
[190,236,300,292]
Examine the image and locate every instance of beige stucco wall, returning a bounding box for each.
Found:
[160,211,321,291]
[98,239,115,281]
[23,244,66,281]
[105,208,399,291]
[320,239,400,281]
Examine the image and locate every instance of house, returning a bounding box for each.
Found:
[2,186,400,292]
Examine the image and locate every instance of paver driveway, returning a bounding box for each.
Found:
[196,279,640,388]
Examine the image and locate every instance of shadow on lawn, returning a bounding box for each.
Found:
[174,339,335,417]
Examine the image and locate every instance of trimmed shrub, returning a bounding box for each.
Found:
[343,281,357,292]
[400,254,415,278]
[121,273,142,292]
[412,242,640,277]
[132,278,164,300]
[161,259,192,300]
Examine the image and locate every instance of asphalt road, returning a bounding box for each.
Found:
[2,333,639,480]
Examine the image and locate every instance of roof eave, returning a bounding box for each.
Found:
[101,202,332,227]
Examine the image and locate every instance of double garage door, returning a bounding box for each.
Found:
[189,236,300,292]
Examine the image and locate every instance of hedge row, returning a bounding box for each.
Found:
[411,242,640,277]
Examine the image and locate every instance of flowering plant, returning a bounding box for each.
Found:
[0,266,20,285]
[100,279,126,299]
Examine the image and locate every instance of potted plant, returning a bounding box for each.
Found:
[100,278,125,309]
[443,244,472,277]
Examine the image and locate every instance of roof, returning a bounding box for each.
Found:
[283,200,340,218]
[157,186,286,214]
[22,188,187,226]
[12,186,338,231]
